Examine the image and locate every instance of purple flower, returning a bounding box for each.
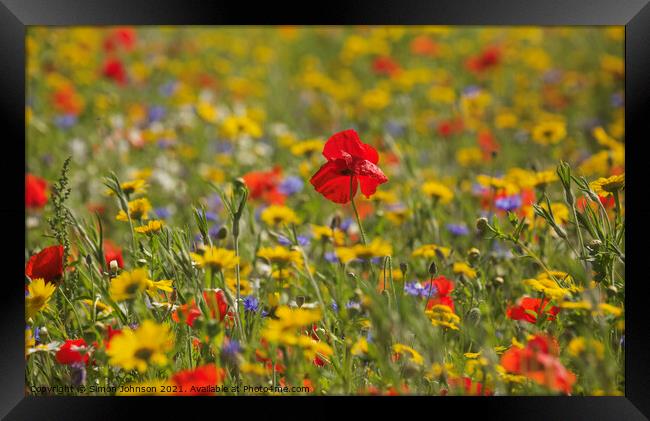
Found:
[324,252,339,263]
[340,217,354,231]
[154,207,171,219]
[243,296,259,312]
[278,176,304,196]
[148,105,166,122]
[495,194,522,212]
[446,223,469,236]
[54,114,77,129]
[331,300,339,312]
[278,235,310,247]
[204,211,219,223]
[209,225,224,238]
[160,81,177,97]
[611,92,624,108]
[70,363,86,386]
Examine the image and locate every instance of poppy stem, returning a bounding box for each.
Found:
[350,176,367,246]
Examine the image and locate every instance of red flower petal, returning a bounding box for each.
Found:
[310,161,358,204]
[25,245,64,284]
[322,129,368,161]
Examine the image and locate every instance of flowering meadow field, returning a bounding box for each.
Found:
[25,26,625,396]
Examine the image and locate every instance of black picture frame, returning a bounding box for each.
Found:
[3,0,649,419]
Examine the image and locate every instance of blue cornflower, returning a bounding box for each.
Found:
[154,207,171,219]
[278,176,304,196]
[54,114,77,129]
[243,296,259,312]
[148,105,166,122]
[331,300,339,312]
[324,252,339,263]
[495,194,522,212]
[447,223,470,236]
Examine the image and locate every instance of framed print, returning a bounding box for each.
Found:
[2,0,650,419]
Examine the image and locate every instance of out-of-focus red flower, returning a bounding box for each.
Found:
[26,174,48,209]
[56,339,89,365]
[507,297,559,324]
[172,301,202,327]
[310,129,388,204]
[203,289,229,322]
[104,326,122,350]
[466,45,502,74]
[478,129,500,159]
[437,117,464,138]
[103,240,124,269]
[447,376,493,396]
[426,276,455,312]
[103,27,137,52]
[501,334,576,394]
[172,364,226,395]
[103,58,127,85]
[52,85,84,115]
[26,245,64,284]
[577,195,615,212]
[243,167,286,205]
[372,56,401,77]
[410,35,439,57]
[172,289,230,327]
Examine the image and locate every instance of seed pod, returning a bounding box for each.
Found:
[493,276,504,287]
[467,248,481,263]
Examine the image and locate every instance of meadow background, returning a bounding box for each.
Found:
[25,26,625,395]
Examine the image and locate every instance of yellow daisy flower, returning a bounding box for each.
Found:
[106,320,173,373]
[257,246,302,267]
[260,205,300,226]
[134,220,164,235]
[110,268,150,301]
[26,278,56,318]
[590,174,624,197]
[190,246,239,272]
[116,198,152,222]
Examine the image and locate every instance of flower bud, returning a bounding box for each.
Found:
[428,261,437,276]
[216,226,228,240]
[330,215,341,230]
[476,217,489,234]
[467,248,481,262]
[399,262,408,277]
[109,260,119,273]
[296,295,306,308]
[493,276,504,287]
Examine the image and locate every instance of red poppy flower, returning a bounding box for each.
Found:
[410,35,439,57]
[243,167,286,205]
[447,376,492,396]
[506,297,559,324]
[501,334,576,394]
[103,240,124,269]
[426,276,456,312]
[56,339,89,365]
[26,174,48,209]
[466,45,502,74]
[172,364,226,396]
[310,129,388,204]
[437,118,464,138]
[104,326,122,350]
[203,289,229,322]
[103,27,136,52]
[372,56,401,77]
[172,301,202,327]
[477,129,500,159]
[26,245,64,284]
[52,85,84,115]
[103,58,127,85]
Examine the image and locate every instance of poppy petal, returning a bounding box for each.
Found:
[310,161,357,204]
[322,129,366,161]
